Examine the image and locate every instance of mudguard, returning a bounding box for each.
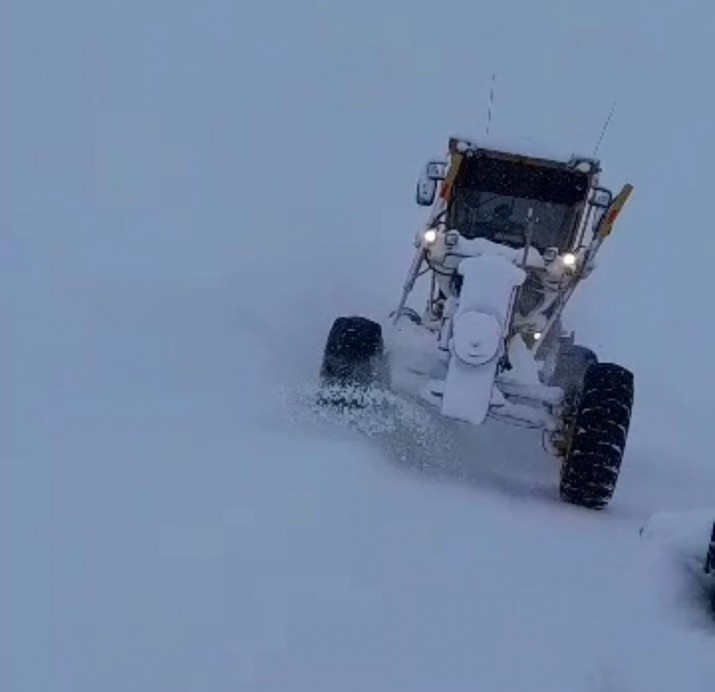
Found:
[441,255,526,425]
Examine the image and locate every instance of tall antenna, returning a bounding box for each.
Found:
[486,73,496,137]
[593,101,616,156]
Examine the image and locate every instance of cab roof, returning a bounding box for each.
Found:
[448,136,602,176]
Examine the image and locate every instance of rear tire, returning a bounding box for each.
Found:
[560,363,634,510]
[707,523,715,615]
[320,316,386,388]
[706,523,715,575]
[551,344,598,399]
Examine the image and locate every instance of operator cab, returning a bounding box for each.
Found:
[445,140,595,253]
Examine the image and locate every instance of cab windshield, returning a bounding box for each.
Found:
[447,156,589,252]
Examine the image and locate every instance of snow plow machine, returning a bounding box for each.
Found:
[320,136,635,510]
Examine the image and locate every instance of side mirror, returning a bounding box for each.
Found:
[425,160,447,181]
[590,187,612,209]
[416,177,437,206]
[416,160,447,206]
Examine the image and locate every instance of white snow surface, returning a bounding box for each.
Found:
[5,2,715,691]
[451,236,547,269]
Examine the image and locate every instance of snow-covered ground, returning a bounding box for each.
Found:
[4,1,715,691]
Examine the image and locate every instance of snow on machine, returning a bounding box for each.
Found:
[320,136,635,509]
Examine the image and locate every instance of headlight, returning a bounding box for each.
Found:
[561,252,577,267]
[423,229,438,244]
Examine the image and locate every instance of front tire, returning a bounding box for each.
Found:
[560,363,634,510]
[320,316,386,388]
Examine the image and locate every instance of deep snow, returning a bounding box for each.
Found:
[4,1,715,691]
